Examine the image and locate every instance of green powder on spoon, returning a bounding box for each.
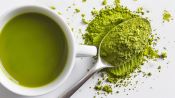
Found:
[100,17,152,77]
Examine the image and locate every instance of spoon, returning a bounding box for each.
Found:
[61,32,114,98]
[60,17,150,98]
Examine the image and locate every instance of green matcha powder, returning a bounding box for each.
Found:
[83,0,165,94]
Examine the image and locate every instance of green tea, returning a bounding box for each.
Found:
[0,13,68,87]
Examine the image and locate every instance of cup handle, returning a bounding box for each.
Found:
[76,45,97,57]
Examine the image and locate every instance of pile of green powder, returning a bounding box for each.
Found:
[83,0,164,94]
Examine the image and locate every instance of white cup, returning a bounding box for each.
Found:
[0,4,97,96]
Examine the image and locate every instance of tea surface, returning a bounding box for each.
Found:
[0,13,68,87]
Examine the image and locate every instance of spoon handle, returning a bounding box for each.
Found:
[60,64,100,98]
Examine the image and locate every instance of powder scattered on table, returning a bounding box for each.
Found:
[81,14,85,17]
[75,8,80,13]
[163,10,172,22]
[82,18,89,24]
[50,6,56,10]
[91,9,99,16]
[102,0,107,5]
[136,7,144,15]
[82,0,86,3]
[57,11,62,15]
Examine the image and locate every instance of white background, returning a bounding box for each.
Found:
[0,0,175,98]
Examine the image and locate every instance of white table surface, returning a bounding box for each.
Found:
[0,0,175,98]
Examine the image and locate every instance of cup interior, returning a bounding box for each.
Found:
[0,4,75,96]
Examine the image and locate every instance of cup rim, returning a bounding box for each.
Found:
[0,4,76,96]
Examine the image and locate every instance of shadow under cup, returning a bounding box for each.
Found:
[0,5,75,96]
